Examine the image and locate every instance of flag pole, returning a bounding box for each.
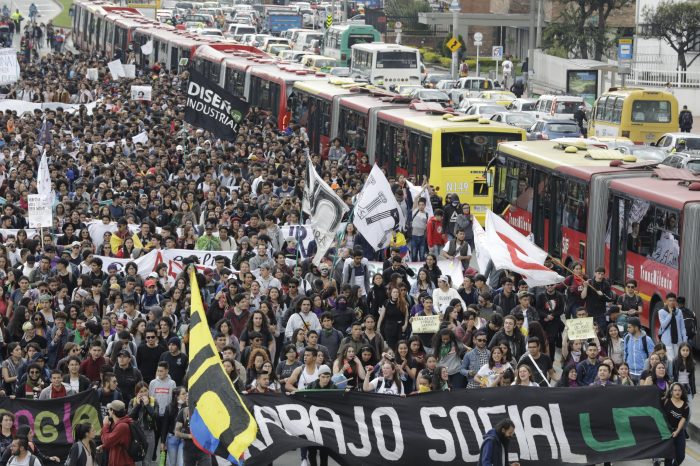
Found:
[548,255,600,293]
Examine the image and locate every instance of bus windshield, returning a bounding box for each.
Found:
[376,51,417,69]
[442,132,522,167]
[631,100,672,123]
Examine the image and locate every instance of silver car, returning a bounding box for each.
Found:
[490,112,537,130]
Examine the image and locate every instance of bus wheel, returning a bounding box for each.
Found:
[649,299,663,343]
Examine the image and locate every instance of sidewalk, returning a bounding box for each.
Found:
[688,363,700,438]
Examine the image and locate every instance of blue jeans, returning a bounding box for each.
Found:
[410,235,426,261]
[167,433,184,466]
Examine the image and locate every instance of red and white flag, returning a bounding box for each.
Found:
[485,210,564,287]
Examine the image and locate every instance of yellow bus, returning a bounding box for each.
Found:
[374,108,526,222]
[588,88,678,145]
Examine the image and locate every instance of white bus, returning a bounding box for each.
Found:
[349,43,422,87]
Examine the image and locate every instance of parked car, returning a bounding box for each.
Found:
[490,112,537,130]
[654,133,700,154]
[477,90,517,106]
[436,79,458,90]
[527,119,582,140]
[410,89,451,107]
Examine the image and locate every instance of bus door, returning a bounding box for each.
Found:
[608,195,631,285]
[531,169,548,248]
[547,175,566,259]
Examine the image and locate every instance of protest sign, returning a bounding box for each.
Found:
[107,59,125,80]
[410,315,441,333]
[86,68,98,81]
[565,317,596,340]
[123,64,136,79]
[27,194,52,228]
[0,48,20,85]
[131,85,152,101]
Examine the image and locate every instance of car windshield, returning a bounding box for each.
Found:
[419,91,449,101]
[681,138,700,150]
[479,105,505,114]
[519,102,536,111]
[556,102,580,114]
[546,123,579,133]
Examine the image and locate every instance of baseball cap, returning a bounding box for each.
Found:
[168,337,181,347]
[117,349,131,358]
[438,275,449,283]
[144,279,156,288]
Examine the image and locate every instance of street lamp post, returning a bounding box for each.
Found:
[449,0,460,79]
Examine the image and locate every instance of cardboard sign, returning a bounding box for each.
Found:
[411,315,441,333]
[565,317,596,340]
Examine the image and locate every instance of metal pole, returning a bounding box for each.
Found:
[528,0,536,92]
[449,0,460,79]
[536,0,542,48]
[476,44,480,77]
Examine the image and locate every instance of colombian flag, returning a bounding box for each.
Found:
[187,268,257,464]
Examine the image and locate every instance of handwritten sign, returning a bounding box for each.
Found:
[28,194,52,228]
[411,315,441,334]
[565,317,595,340]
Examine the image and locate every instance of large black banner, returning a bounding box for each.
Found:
[184,69,249,140]
[0,390,101,459]
[244,386,673,465]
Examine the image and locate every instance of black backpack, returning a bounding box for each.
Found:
[127,421,148,461]
[681,307,697,340]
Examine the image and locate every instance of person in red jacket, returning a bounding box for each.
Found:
[101,399,135,466]
[80,341,108,383]
[427,209,447,256]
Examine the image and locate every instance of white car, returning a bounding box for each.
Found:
[507,98,537,112]
[194,27,224,37]
[462,103,507,118]
[654,132,700,153]
[490,112,537,130]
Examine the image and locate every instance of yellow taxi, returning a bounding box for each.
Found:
[477,90,517,106]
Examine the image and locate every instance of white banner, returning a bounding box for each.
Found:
[280,224,314,258]
[437,257,464,287]
[108,60,125,80]
[37,151,52,200]
[353,165,401,251]
[28,194,52,228]
[131,85,152,101]
[405,179,433,217]
[86,68,99,81]
[0,48,20,85]
[472,215,491,274]
[0,228,38,239]
[123,65,136,79]
[485,210,564,287]
[141,40,153,55]
[132,131,149,145]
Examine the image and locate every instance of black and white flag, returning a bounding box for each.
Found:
[302,157,348,265]
[353,164,401,250]
[184,69,249,140]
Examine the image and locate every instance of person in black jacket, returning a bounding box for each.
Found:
[478,418,517,466]
[65,422,97,466]
[535,284,565,358]
[113,350,143,407]
[160,387,187,466]
[581,267,614,330]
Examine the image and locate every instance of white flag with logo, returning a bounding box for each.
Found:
[405,179,433,217]
[472,215,491,274]
[37,150,52,200]
[141,40,154,55]
[353,165,402,251]
[302,157,349,265]
[485,210,564,286]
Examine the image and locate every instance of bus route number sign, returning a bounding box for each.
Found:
[447,37,461,53]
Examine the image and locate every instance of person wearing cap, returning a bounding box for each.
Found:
[623,316,655,384]
[141,278,163,314]
[114,348,143,406]
[101,398,136,466]
[432,275,465,314]
[580,266,614,330]
[160,337,188,386]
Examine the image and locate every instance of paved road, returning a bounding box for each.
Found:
[8,0,62,26]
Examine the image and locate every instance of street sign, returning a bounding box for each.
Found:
[618,38,633,60]
[394,21,402,30]
[474,32,483,42]
[474,41,482,47]
[492,45,503,60]
[446,37,461,53]
[325,14,333,28]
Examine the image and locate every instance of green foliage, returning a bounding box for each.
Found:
[385,0,431,30]
[643,1,700,70]
[439,57,452,68]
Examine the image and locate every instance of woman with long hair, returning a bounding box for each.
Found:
[672,342,696,402]
[332,344,366,390]
[366,273,387,320]
[514,364,539,387]
[362,314,386,361]
[276,344,301,387]
[663,383,689,466]
[0,286,13,321]
[410,269,434,300]
[604,323,624,366]
[431,328,468,389]
[617,362,635,386]
[0,343,22,397]
[431,365,450,391]
[245,348,270,388]
[65,422,97,466]
[642,362,671,400]
[161,386,187,466]
[130,318,147,347]
[378,287,408,350]
[129,381,159,466]
[475,346,512,388]
[240,310,276,360]
[363,360,404,395]
[556,364,581,387]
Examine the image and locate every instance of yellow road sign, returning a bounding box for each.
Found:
[325,14,333,28]
[447,37,461,53]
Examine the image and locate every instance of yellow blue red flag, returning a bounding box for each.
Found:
[187,268,257,464]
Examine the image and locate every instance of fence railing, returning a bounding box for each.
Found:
[627,67,700,87]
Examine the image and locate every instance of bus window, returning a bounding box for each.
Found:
[348,34,375,48]
[603,97,614,121]
[338,108,367,152]
[612,97,623,123]
[376,51,417,69]
[563,181,587,233]
[442,132,522,168]
[637,204,680,268]
[495,158,533,213]
[594,96,606,120]
[632,100,672,123]
[407,132,431,179]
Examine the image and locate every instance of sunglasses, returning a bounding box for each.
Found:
[626,285,635,289]
[145,336,157,340]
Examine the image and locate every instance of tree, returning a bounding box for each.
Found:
[643,1,700,71]
[384,0,431,30]
[545,0,631,60]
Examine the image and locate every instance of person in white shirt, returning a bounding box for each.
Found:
[363,360,405,396]
[285,297,321,341]
[502,56,513,88]
[7,438,41,466]
[432,275,466,313]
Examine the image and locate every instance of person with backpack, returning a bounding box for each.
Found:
[477,418,519,466]
[679,105,693,133]
[623,317,655,385]
[101,399,136,466]
[658,293,687,371]
[678,296,696,342]
[65,422,97,466]
[510,78,525,98]
[174,400,212,466]
[6,438,40,466]
[128,382,159,466]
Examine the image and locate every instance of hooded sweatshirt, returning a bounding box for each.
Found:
[149,375,176,416]
[478,428,506,466]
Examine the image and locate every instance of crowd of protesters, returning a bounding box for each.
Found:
[0,35,691,466]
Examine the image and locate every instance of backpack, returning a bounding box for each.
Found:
[127,421,148,461]
[681,307,697,340]
[624,333,650,358]
[65,441,83,466]
[681,111,693,127]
